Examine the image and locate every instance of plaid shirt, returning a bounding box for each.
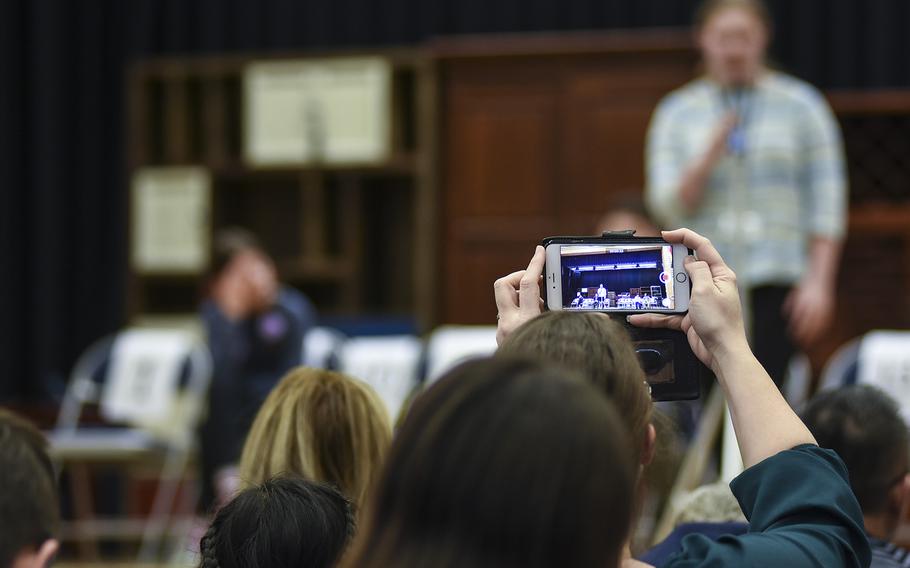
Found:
[645,71,847,287]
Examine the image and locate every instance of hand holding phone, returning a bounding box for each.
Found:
[493,245,546,345]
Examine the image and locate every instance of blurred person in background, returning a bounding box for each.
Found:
[0,410,59,568]
[199,227,317,509]
[199,476,354,568]
[238,367,392,512]
[802,385,910,568]
[645,0,847,388]
[596,191,661,237]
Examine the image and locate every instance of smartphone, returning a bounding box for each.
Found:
[543,236,692,313]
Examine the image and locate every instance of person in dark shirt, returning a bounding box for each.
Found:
[802,385,910,568]
[198,228,316,509]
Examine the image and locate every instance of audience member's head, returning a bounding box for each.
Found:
[595,191,660,237]
[207,227,278,318]
[497,311,655,465]
[0,410,59,568]
[345,357,636,568]
[239,368,392,510]
[200,476,354,568]
[695,0,771,87]
[802,385,910,539]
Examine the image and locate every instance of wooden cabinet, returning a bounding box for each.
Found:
[435,31,697,323]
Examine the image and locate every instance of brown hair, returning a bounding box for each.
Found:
[238,368,392,510]
[343,356,636,568]
[0,410,59,566]
[497,311,653,460]
[694,0,772,32]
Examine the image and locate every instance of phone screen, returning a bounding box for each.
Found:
[559,243,679,311]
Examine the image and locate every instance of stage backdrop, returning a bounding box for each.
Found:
[2,0,909,400]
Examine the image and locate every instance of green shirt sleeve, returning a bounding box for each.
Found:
[661,445,870,568]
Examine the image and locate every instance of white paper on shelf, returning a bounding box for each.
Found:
[131,166,210,273]
[244,57,391,166]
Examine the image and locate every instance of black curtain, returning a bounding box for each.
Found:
[2,0,908,401]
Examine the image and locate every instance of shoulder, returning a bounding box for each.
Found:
[654,78,713,118]
[763,72,830,112]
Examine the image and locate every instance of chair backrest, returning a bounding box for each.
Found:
[424,325,499,385]
[337,335,423,423]
[56,328,212,447]
[301,326,348,369]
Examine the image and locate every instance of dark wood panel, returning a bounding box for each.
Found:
[438,32,696,324]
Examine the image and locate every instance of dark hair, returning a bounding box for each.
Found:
[210,227,263,278]
[0,410,59,567]
[200,476,355,568]
[694,0,772,32]
[344,357,636,568]
[497,311,653,460]
[802,386,909,514]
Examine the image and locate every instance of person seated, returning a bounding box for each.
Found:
[238,367,392,512]
[198,227,317,509]
[633,293,644,309]
[595,191,661,237]
[199,476,354,568]
[802,385,910,568]
[0,410,59,568]
[572,291,584,307]
[492,227,870,567]
[343,356,638,568]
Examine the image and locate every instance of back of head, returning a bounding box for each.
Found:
[802,385,909,514]
[0,410,59,568]
[200,476,354,568]
[345,356,636,568]
[239,368,392,509]
[497,311,652,458]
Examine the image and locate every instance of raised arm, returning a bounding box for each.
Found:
[628,228,815,468]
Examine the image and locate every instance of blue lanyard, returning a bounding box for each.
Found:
[723,88,752,157]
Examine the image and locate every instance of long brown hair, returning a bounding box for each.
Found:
[238,367,392,510]
[497,311,653,461]
[343,357,636,568]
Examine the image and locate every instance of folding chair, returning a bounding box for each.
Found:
[47,328,212,562]
[337,335,423,423]
[424,325,499,385]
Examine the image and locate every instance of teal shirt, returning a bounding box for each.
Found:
[663,445,870,568]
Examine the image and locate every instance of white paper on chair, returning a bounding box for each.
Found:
[244,57,391,166]
[338,336,421,422]
[101,330,192,424]
[858,331,910,423]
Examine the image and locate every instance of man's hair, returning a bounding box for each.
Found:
[238,367,392,511]
[497,311,653,461]
[0,410,59,567]
[802,385,909,514]
[199,476,355,568]
[694,0,772,32]
[344,356,636,568]
[210,227,263,277]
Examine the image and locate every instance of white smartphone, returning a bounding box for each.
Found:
[543,237,692,313]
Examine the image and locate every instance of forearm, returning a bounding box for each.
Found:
[677,150,722,213]
[712,343,816,468]
[803,236,842,285]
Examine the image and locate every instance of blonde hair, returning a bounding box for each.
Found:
[238,367,392,510]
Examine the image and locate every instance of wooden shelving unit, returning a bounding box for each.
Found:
[126,49,438,329]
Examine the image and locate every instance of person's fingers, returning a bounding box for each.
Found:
[684,259,714,292]
[519,246,546,316]
[627,313,684,331]
[661,228,726,270]
[494,270,524,312]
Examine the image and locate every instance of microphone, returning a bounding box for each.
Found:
[724,86,749,157]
